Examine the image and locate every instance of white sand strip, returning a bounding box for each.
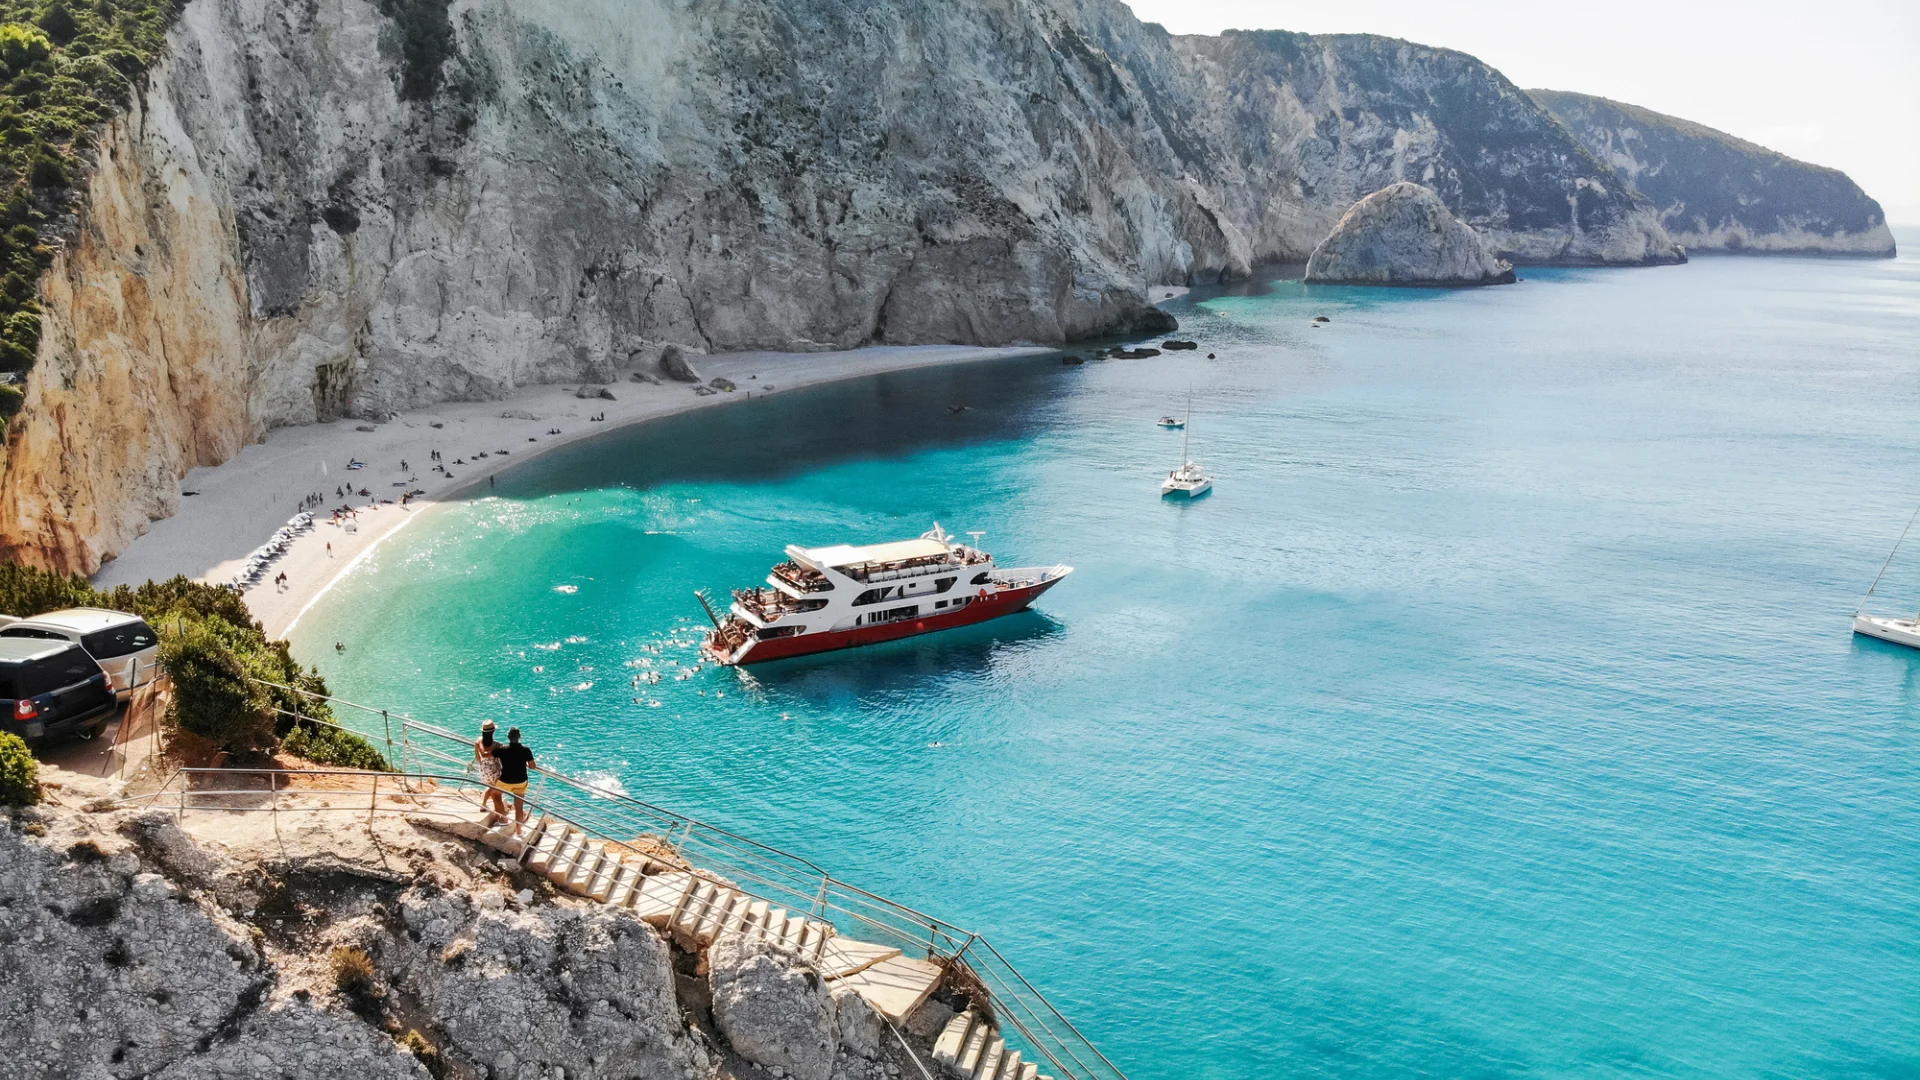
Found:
[92,345,1051,640]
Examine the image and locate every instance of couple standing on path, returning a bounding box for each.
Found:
[474,720,537,822]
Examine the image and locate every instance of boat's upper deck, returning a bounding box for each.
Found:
[789,537,991,584]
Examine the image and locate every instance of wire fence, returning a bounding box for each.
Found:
[246,679,1129,1080]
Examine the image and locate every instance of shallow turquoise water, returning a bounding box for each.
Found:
[298,247,1920,1079]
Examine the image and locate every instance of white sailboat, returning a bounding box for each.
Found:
[1160,394,1212,497]
[1854,504,1920,648]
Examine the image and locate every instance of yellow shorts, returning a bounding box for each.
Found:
[497,781,529,796]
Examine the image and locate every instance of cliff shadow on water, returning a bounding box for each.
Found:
[479,354,1071,501]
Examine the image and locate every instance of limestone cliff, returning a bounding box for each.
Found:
[4,0,1693,574]
[1530,89,1896,257]
[1305,182,1516,286]
[1158,29,1683,266]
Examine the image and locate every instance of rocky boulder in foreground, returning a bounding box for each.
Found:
[1305,183,1518,286]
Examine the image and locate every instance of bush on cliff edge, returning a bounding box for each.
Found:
[0,729,37,804]
[0,561,388,762]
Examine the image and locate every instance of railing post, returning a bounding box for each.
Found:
[811,876,831,920]
[381,709,394,769]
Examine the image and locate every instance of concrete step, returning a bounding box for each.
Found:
[957,1016,990,1076]
[798,916,834,961]
[674,878,721,940]
[584,851,622,902]
[525,824,572,874]
[818,938,899,980]
[975,1038,1004,1080]
[762,907,791,948]
[606,861,642,908]
[832,953,944,1026]
[695,885,742,943]
[632,871,693,926]
[546,832,588,887]
[997,1050,1023,1080]
[932,1011,976,1070]
[566,842,608,894]
[738,898,771,939]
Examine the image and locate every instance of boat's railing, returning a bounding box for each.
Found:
[250,680,1130,1080]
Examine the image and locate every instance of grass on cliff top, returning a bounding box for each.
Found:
[0,1,183,418]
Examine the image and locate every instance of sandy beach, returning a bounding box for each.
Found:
[93,345,1052,640]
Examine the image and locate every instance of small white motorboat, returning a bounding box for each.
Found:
[1157,416,1184,429]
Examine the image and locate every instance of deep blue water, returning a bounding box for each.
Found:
[297,246,1920,1079]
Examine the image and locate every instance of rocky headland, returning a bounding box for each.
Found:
[1305,182,1516,286]
[0,0,1893,577]
[0,788,927,1080]
[1530,89,1897,257]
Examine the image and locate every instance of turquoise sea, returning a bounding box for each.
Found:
[298,239,1920,1079]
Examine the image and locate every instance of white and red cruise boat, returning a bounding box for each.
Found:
[701,524,1072,665]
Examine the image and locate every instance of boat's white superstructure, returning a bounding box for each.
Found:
[702,524,1071,665]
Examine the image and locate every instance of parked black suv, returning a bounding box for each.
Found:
[0,638,116,748]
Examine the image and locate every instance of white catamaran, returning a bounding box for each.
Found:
[1160,394,1212,497]
[1854,504,1920,649]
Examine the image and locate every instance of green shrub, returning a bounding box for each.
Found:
[0,558,94,615]
[0,24,50,74]
[0,729,37,805]
[0,380,21,416]
[158,615,273,749]
[281,723,391,772]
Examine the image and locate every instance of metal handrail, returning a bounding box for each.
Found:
[243,679,1129,1080]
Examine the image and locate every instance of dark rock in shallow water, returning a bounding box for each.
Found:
[1306,183,1516,286]
[1061,355,1085,365]
[1110,347,1163,359]
[1313,316,1330,323]
[1162,340,1198,351]
[659,345,702,383]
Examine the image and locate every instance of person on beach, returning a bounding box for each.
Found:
[491,727,537,823]
[475,720,506,817]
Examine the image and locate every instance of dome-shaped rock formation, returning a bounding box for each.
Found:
[1305,183,1517,286]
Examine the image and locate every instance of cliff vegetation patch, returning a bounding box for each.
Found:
[0,561,389,767]
[0,0,183,417]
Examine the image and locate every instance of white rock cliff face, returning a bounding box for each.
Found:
[1306,182,1515,286]
[1530,89,1897,257]
[5,0,1692,573]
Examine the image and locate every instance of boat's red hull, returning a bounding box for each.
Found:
[724,576,1064,665]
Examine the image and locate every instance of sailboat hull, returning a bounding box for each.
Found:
[1853,614,1920,649]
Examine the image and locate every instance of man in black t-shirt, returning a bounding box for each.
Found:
[491,727,538,823]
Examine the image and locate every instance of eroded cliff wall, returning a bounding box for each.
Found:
[3,0,1697,575]
[1530,89,1896,257]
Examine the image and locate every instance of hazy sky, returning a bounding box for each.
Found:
[1124,0,1920,224]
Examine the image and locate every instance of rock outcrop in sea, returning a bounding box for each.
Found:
[1530,90,1897,257]
[0,0,1884,573]
[1305,183,1517,286]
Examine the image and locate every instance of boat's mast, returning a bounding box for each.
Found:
[1860,502,1920,616]
[1181,391,1192,464]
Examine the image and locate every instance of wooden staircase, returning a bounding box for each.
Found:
[440,812,946,1024]
[933,1010,1053,1080]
